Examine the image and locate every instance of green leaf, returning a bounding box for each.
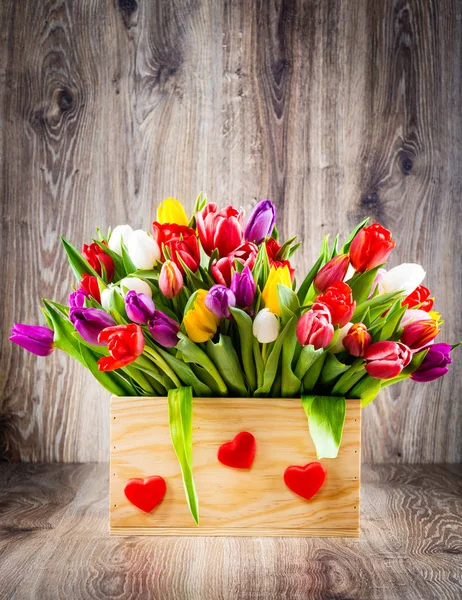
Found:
[294,345,324,380]
[177,334,227,395]
[352,292,403,322]
[154,346,212,396]
[281,318,301,397]
[330,358,366,396]
[349,374,382,407]
[206,335,248,396]
[341,217,370,254]
[92,239,126,281]
[296,238,328,304]
[79,344,135,396]
[318,353,350,387]
[376,302,407,341]
[301,395,346,459]
[348,265,382,305]
[380,348,430,388]
[302,352,327,392]
[177,255,208,291]
[168,387,199,524]
[120,240,137,274]
[277,284,300,324]
[254,317,293,396]
[275,236,298,260]
[229,307,257,392]
[61,237,100,281]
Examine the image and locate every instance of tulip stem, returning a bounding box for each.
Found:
[143,345,182,388]
[262,343,268,363]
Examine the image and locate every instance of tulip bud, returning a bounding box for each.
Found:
[108,225,134,255]
[69,289,88,308]
[252,308,280,343]
[101,286,124,313]
[125,290,156,325]
[205,285,236,319]
[411,343,453,382]
[80,274,101,304]
[120,277,152,298]
[261,265,292,316]
[230,266,256,310]
[364,341,412,379]
[148,310,180,347]
[244,200,276,244]
[183,289,220,343]
[10,324,55,357]
[350,222,395,272]
[126,230,161,270]
[157,197,189,226]
[159,260,183,299]
[196,203,244,257]
[69,307,116,346]
[82,242,114,282]
[314,254,350,292]
[329,321,353,353]
[377,263,426,297]
[296,305,334,350]
[401,318,440,350]
[211,256,234,286]
[342,322,372,357]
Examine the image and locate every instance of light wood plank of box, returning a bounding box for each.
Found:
[110,397,361,537]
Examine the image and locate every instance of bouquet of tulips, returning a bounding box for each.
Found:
[11,194,459,519]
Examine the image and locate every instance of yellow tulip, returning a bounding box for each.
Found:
[261,265,292,316]
[183,290,219,343]
[157,197,189,226]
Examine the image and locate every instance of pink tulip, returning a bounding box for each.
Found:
[296,304,334,350]
[364,341,412,379]
[401,318,439,350]
[314,254,350,292]
[159,260,183,299]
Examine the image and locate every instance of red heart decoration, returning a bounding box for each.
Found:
[124,476,167,513]
[218,431,256,469]
[284,462,326,500]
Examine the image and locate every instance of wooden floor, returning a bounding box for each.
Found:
[0,463,460,600]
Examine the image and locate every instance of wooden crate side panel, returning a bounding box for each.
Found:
[110,397,361,536]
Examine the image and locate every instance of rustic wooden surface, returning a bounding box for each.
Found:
[1,0,461,463]
[0,462,459,599]
[110,397,360,535]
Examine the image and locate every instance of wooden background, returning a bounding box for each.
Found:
[1,0,461,464]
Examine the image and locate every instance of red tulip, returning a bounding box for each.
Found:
[402,285,434,312]
[152,222,200,274]
[364,341,412,379]
[265,238,295,281]
[350,222,395,272]
[79,274,101,304]
[401,318,440,350]
[316,282,356,327]
[211,241,258,286]
[82,242,114,282]
[196,203,244,257]
[342,322,372,357]
[97,324,145,371]
[314,254,350,292]
[296,304,334,350]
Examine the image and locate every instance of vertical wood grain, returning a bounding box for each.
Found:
[1,0,461,462]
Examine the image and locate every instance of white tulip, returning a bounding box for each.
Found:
[120,277,152,298]
[108,225,134,255]
[101,286,122,311]
[126,230,161,270]
[252,308,280,343]
[344,263,356,282]
[378,263,426,297]
[330,321,353,353]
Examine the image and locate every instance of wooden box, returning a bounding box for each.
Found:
[110,396,361,537]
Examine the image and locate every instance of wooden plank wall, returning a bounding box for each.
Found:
[1,0,461,463]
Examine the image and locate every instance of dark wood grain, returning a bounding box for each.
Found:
[0,463,460,599]
[1,0,461,462]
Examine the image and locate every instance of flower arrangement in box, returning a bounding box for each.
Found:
[11,194,459,527]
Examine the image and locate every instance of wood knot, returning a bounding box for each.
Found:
[360,190,380,209]
[57,89,73,112]
[118,0,138,28]
[399,152,413,174]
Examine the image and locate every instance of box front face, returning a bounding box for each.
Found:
[110,397,361,536]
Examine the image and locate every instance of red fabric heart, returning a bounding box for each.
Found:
[124,476,167,513]
[218,431,256,469]
[284,462,326,500]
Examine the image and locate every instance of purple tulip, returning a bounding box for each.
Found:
[148,310,180,347]
[205,285,236,319]
[411,343,453,382]
[69,307,115,346]
[244,200,276,244]
[230,266,256,310]
[125,290,155,324]
[69,289,88,308]
[10,323,54,357]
